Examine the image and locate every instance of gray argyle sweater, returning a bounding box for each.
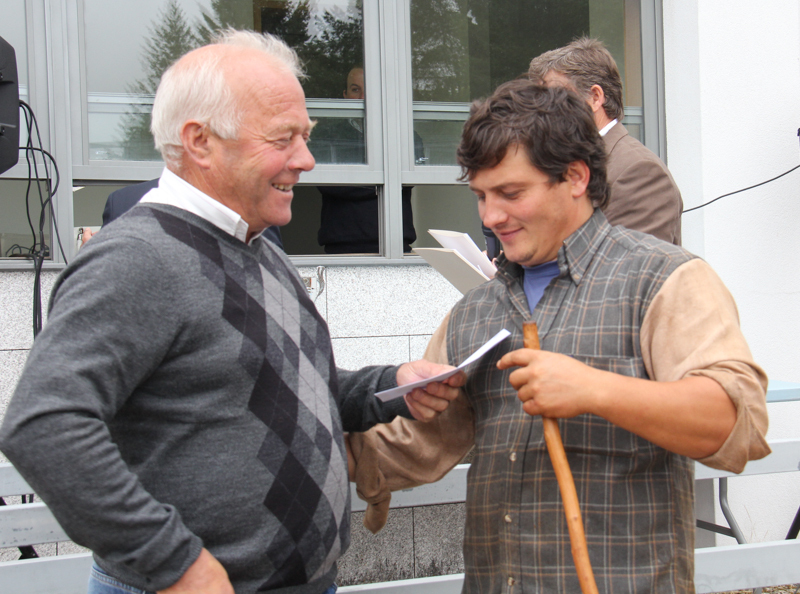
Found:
[0,204,409,593]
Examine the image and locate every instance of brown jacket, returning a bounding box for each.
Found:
[603,122,683,244]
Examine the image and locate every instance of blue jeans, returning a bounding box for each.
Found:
[87,564,155,594]
[87,563,337,594]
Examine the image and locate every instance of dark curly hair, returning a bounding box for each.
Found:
[456,80,609,209]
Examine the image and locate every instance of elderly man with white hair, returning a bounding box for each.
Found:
[0,29,463,594]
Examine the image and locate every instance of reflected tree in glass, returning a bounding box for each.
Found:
[253,0,363,100]
[118,0,198,161]
[410,0,591,103]
[300,2,363,99]
[117,0,365,162]
[196,0,256,41]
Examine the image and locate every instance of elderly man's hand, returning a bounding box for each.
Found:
[157,548,234,594]
[396,360,466,422]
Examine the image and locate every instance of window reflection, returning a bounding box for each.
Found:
[280,185,395,256]
[0,180,52,260]
[83,0,365,162]
[410,185,484,252]
[409,0,642,165]
[307,66,367,165]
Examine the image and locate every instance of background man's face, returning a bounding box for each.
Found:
[343,67,365,99]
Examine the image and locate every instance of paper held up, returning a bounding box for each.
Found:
[414,229,498,294]
[375,329,511,402]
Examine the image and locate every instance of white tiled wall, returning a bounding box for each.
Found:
[297,265,462,368]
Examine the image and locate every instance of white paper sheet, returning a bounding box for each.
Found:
[428,229,497,279]
[375,329,511,402]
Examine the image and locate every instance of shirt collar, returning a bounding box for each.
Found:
[140,168,261,245]
[557,209,611,285]
[598,118,618,137]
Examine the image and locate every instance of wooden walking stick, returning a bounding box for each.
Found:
[523,321,599,594]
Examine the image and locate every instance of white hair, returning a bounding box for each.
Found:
[150,29,304,168]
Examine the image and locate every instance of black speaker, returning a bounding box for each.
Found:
[0,35,20,175]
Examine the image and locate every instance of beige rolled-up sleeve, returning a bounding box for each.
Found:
[640,258,770,472]
[346,311,476,533]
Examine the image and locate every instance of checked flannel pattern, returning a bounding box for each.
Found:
[448,210,698,594]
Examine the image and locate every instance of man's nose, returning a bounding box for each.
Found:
[292,139,316,172]
[479,196,506,229]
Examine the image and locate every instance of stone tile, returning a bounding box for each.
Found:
[0,270,58,349]
[58,541,90,555]
[34,542,57,557]
[332,336,410,369]
[0,547,18,562]
[325,266,461,339]
[409,335,433,361]
[413,503,465,578]
[337,509,414,586]
[0,350,29,463]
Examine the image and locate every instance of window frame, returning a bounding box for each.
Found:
[0,0,667,270]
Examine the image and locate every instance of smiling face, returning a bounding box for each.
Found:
[206,51,315,235]
[470,145,593,267]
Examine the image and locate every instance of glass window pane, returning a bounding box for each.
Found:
[256,2,367,164]
[0,0,27,92]
[281,184,410,256]
[410,184,484,253]
[0,179,53,260]
[410,0,642,165]
[83,0,366,163]
[84,0,208,161]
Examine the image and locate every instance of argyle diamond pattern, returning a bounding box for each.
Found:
[151,209,349,590]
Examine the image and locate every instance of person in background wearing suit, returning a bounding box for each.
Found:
[528,37,683,245]
[312,67,420,254]
[102,179,160,225]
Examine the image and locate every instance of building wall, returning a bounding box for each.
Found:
[665,0,800,544]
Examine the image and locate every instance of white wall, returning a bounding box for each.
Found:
[665,0,800,544]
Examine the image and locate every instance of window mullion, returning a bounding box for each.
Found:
[640,0,666,159]
[376,0,409,260]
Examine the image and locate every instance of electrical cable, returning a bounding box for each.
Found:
[20,101,65,261]
[683,128,800,214]
[682,164,800,214]
[17,100,64,338]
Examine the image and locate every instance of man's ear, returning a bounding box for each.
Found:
[180,121,214,168]
[566,160,591,198]
[587,84,606,115]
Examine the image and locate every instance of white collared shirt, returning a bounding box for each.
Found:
[140,168,261,245]
[598,118,618,137]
